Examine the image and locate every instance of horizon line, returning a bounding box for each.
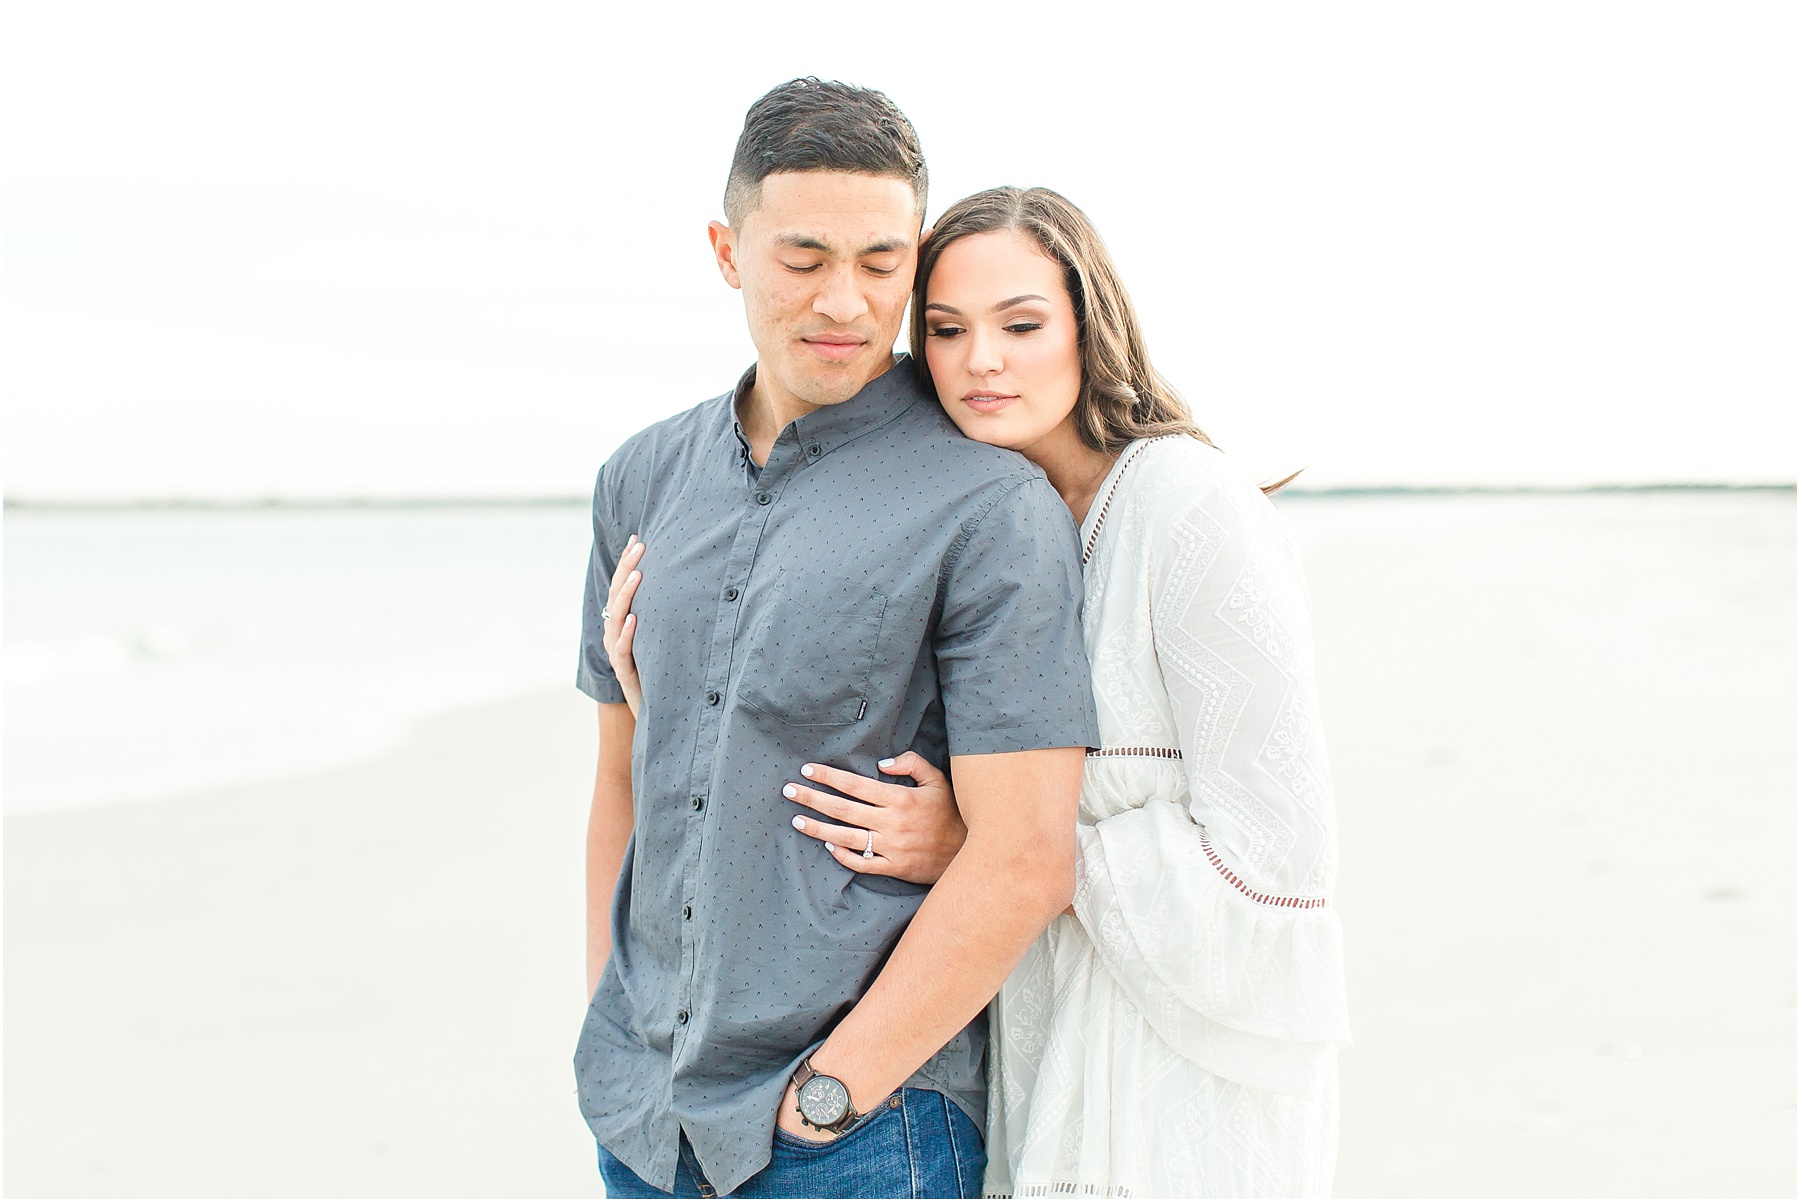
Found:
[5,482,1795,511]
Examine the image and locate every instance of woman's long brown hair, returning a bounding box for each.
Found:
[910,186,1298,493]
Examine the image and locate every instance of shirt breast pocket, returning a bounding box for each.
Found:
[739,575,886,727]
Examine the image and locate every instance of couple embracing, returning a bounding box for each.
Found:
[575,78,1350,1199]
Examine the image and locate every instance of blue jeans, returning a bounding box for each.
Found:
[597,1088,985,1199]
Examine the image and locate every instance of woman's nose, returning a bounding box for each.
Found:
[967,326,1003,375]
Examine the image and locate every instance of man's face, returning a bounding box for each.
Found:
[710,171,920,410]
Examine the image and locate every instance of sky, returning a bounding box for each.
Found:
[3,1,1795,500]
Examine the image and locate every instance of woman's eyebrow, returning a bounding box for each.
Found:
[924,294,1049,316]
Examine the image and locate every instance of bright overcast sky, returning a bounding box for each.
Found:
[3,1,1794,499]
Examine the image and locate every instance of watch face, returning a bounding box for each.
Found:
[797,1073,850,1126]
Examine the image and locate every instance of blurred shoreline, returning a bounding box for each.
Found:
[6,481,1796,510]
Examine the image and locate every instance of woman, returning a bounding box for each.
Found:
[602,187,1350,1197]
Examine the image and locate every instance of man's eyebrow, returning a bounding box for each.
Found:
[773,235,912,256]
[775,234,833,253]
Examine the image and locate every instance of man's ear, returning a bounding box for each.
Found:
[918,225,935,248]
[708,221,743,290]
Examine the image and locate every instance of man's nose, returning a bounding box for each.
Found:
[812,266,870,325]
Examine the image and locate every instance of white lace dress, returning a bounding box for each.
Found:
[984,437,1352,1198]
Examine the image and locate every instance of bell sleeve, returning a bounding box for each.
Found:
[1071,468,1352,1099]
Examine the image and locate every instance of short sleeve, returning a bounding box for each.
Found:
[934,475,1100,757]
[576,463,627,704]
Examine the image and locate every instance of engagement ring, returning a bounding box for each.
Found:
[862,831,876,859]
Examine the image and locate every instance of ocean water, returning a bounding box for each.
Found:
[4,505,594,814]
[4,491,1793,816]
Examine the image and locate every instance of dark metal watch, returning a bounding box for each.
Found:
[790,1057,861,1135]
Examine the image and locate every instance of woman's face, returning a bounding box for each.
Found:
[921,229,1083,456]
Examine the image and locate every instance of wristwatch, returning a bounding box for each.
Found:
[790,1057,861,1135]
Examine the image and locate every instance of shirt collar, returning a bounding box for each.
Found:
[730,355,926,465]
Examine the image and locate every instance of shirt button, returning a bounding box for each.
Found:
[806,443,822,457]
[755,491,772,505]
[683,904,693,920]
[676,1010,689,1025]
[724,586,739,602]
[705,690,720,706]
[691,795,705,811]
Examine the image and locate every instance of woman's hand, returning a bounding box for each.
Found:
[784,752,966,885]
[602,536,646,717]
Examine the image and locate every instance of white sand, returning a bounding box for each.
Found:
[4,690,605,1197]
[4,491,1793,1196]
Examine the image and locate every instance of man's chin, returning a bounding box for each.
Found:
[782,348,895,407]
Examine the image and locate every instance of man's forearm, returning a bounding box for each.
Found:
[806,747,1081,1111]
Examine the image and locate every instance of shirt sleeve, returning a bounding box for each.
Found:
[576,462,627,705]
[1071,470,1350,1099]
[934,474,1100,757]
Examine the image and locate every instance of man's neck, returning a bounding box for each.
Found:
[737,358,897,466]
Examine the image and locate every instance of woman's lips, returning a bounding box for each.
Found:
[963,393,1017,415]
[803,338,867,363]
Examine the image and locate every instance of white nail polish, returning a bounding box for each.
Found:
[791,815,805,830]
[783,784,798,799]
[878,758,895,769]
[800,764,815,778]
[825,843,835,852]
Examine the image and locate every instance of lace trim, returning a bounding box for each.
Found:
[1009,1186,1134,1199]
[1081,438,1170,564]
[1086,746,1183,760]
[1199,831,1331,909]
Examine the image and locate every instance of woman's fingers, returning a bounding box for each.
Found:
[790,813,873,853]
[876,749,947,786]
[783,781,878,826]
[615,568,643,620]
[797,761,900,807]
[606,537,646,622]
[823,839,896,877]
[615,613,638,670]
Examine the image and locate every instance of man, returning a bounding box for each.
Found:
[576,78,1098,1199]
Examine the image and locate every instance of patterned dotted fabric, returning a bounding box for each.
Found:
[574,357,1100,1196]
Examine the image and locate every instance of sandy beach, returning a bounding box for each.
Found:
[5,690,604,1196]
[5,491,1793,1196]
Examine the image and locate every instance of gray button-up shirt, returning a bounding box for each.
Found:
[574,357,1099,1195]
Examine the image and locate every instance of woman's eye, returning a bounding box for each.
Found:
[927,325,966,338]
[1005,322,1044,334]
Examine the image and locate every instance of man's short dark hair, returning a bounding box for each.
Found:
[723,78,927,226]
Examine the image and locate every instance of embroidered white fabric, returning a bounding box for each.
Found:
[985,438,1351,1199]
